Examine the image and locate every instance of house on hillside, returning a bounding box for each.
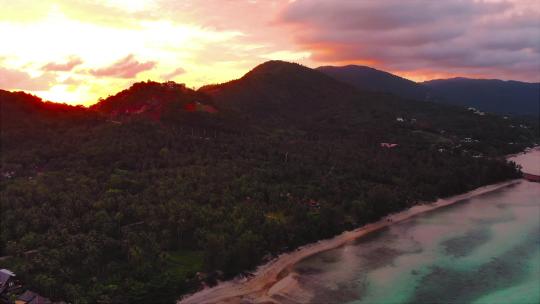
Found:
[1,171,15,179]
[0,269,22,303]
[184,102,218,114]
[164,81,186,90]
[474,110,486,116]
[307,199,320,209]
[380,143,399,148]
[15,290,51,304]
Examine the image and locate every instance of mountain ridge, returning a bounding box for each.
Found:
[316,65,539,117]
[316,65,429,101]
[422,77,539,116]
[3,61,537,118]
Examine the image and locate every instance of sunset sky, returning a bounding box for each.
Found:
[0,0,538,105]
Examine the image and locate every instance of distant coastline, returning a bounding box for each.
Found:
[179,178,522,304]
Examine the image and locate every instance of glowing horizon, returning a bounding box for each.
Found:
[1,0,538,105]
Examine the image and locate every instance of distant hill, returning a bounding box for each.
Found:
[423,78,539,117]
[317,65,539,117]
[0,89,93,128]
[316,65,428,101]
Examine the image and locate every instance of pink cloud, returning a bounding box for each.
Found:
[162,67,186,80]
[90,54,156,78]
[42,56,83,71]
[0,67,55,91]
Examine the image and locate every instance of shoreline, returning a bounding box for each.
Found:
[179,179,521,304]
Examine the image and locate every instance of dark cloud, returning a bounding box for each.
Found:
[90,54,156,78]
[42,56,83,71]
[280,0,540,81]
[282,0,510,30]
[0,67,55,90]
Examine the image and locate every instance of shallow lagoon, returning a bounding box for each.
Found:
[282,152,540,304]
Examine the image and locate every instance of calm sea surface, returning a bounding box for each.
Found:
[282,151,540,304]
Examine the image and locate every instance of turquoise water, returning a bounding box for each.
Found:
[281,153,540,304]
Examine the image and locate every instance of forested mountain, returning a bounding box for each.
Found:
[200,61,362,126]
[423,78,539,117]
[0,61,538,303]
[316,65,428,101]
